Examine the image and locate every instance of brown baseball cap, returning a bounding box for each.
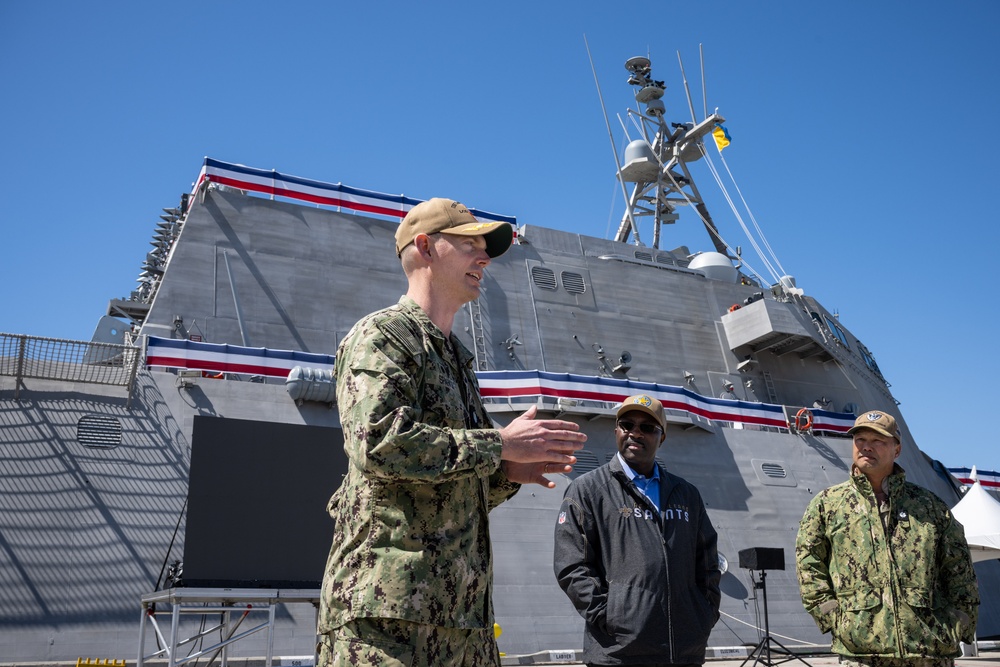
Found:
[394,198,513,258]
[847,410,901,442]
[616,394,666,432]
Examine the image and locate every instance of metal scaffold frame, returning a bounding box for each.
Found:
[137,588,319,667]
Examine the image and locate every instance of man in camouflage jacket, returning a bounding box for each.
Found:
[795,410,978,667]
[317,199,587,667]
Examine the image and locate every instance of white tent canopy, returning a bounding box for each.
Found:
[952,467,1000,563]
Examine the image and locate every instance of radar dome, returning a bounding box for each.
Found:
[688,252,737,282]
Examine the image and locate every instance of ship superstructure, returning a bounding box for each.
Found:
[1,55,997,664]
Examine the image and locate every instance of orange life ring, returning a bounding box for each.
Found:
[794,408,813,431]
[728,304,741,313]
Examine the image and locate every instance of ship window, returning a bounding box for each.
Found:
[760,462,787,479]
[531,266,557,290]
[634,251,653,262]
[77,414,122,449]
[824,315,850,350]
[655,254,675,266]
[858,343,882,376]
[561,271,586,294]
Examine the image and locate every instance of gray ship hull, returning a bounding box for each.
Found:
[2,179,997,663]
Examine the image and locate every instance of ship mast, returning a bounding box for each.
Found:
[614,56,729,255]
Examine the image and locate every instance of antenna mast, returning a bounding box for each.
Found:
[584,36,640,243]
[612,54,730,255]
[700,43,708,121]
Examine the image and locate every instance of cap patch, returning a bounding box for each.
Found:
[847,409,901,442]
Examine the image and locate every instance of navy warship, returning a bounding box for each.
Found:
[1,53,997,665]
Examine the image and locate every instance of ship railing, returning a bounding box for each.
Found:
[0,332,141,405]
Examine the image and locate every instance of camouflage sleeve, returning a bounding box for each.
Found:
[487,465,520,510]
[553,483,608,633]
[938,507,980,643]
[335,315,504,483]
[795,494,837,634]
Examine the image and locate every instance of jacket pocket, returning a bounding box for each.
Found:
[684,584,716,646]
[899,587,960,656]
[605,582,667,657]
[834,589,886,655]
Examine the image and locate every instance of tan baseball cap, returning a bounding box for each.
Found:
[394,198,513,258]
[616,394,666,432]
[847,410,901,442]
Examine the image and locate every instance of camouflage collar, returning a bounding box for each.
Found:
[850,463,907,495]
[397,295,475,369]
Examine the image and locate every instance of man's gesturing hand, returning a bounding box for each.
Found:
[499,405,587,465]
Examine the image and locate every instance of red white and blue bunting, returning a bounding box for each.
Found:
[146,335,335,378]
[146,336,854,433]
[193,157,516,224]
[949,467,1000,490]
[476,370,853,433]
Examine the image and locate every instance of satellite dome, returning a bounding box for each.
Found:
[688,252,737,282]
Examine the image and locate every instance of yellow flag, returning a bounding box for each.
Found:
[712,123,731,150]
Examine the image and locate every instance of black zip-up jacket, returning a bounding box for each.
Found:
[553,456,721,665]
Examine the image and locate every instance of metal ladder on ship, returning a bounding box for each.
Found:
[468,298,490,371]
[761,370,778,404]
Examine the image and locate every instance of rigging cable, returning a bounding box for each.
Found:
[691,42,789,279]
[621,107,776,282]
[697,143,783,283]
[585,34,640,243]
[640,144,774,287]
[616,64,786,287]
[713,145,788,278]
[676,46,787,285]
[605,133,630,241]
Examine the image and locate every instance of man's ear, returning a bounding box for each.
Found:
[413,233,434,260]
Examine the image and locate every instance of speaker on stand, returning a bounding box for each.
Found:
[738,547,812,667]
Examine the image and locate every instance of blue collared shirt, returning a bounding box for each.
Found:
[616,451,660,511]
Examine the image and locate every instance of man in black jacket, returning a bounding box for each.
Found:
[553,394,721,666]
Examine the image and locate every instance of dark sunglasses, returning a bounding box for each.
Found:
[617,419,662,435]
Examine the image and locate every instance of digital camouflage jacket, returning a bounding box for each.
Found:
[795,465,978,659]
[318,296,520,634]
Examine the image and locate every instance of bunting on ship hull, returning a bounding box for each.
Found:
[146,337,854,434]
[194,157,516,224]
[146,336,335,378]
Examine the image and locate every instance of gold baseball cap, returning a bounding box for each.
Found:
[616,394,667,432]
[394,198,513,258]
[847,410,901,442]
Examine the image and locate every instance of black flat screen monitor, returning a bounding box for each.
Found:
[182,416,347,588]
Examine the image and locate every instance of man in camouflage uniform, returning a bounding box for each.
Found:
[795,410,978,667]
[317,198,588,667]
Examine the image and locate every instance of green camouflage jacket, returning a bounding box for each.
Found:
[795,465,978,659]
[318,296,520,633]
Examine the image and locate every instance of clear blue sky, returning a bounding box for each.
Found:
[2,1,998,473]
